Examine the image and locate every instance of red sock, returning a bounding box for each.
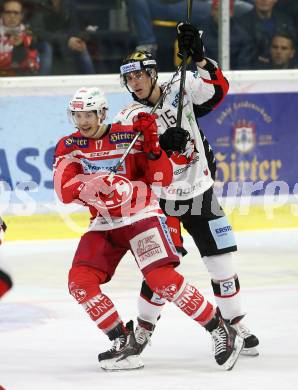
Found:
[69,265,122,334]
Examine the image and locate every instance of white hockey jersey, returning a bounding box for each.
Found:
[114,59,229,200]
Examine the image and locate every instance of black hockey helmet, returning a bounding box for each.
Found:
[120,50,158,86]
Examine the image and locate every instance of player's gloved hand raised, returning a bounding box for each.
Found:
[177,22,204,62]
[133,112,161,159]
[159,127,190,154]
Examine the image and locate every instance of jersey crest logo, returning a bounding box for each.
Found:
[232,120,256,153]
[94,174,133,210]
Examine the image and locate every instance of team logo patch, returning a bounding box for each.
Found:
[70,287,87,302]
[84,174,133,210]
[64,137,89,148]
[219,278,237,296]
[130,227,167,270]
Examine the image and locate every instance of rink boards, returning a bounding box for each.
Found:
[1,70,298,240]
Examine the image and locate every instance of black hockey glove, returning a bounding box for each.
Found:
[159,127,190,153]
[177,22,204,62]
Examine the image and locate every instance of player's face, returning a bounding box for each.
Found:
[73,111,99,138]
[125,70,152,99]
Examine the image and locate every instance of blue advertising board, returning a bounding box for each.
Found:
[1,90,298,211]
[200,92,298,196]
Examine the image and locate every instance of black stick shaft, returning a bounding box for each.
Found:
[177,0,193,127]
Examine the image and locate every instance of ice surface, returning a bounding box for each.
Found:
[1,229,298,390]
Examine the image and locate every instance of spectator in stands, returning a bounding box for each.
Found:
[235,0,296,68]
[125,0,253,71]
[200,0,253,69]
[0,0,39,76]
[30,0,95,75]
[254,31,297,69]
[125,0,211,56]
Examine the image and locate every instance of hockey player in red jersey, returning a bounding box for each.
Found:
[116,22,259,356]
[0,217,13,299]
[53,87,243,371]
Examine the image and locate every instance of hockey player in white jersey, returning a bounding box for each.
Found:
[115,22,259,356]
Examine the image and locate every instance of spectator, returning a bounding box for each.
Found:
[200,0,253,69]
[125,0,211,56]
[235,0,296,68]
[254,31,297,68]
[0,0,39,76]
[30,0,95,75]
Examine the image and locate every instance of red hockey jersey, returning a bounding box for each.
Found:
[53,123,173,230]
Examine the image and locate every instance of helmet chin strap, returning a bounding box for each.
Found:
[92,123,108,139]
[145,76,158,101]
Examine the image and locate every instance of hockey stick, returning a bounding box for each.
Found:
[107,65,181,182]
[176,0,193,127]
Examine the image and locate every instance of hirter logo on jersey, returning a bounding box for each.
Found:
[109,132,136,144]
[232,120,256,153]
[65,137,89,148]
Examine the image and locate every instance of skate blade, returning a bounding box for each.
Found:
[241,347,259,357]
[100,355,144,371]
[221,335,244,371]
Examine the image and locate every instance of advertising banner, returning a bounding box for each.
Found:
[200,92,298,197]
[1,88,298,213]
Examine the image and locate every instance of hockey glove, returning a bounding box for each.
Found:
[159,127,190,154]
[133,112,161,158]
[177,22,204,62]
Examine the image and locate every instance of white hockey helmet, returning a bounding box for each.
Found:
[68,87,108,125]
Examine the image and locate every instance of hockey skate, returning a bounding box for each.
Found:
[206,314,244,371]
[230,316,259,357]
[134,317,156,354]
[98,321,144,371]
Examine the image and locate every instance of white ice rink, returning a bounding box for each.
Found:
[1,229,298,390]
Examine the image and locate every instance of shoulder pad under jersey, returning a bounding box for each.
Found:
[114,103,148,124]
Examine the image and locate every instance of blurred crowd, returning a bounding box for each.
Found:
[0,0,297,76]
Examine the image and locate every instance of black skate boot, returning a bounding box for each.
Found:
[98,321,144,371]
[134,317,156,354]
[230,315,259,357]
[205,313,244,371]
